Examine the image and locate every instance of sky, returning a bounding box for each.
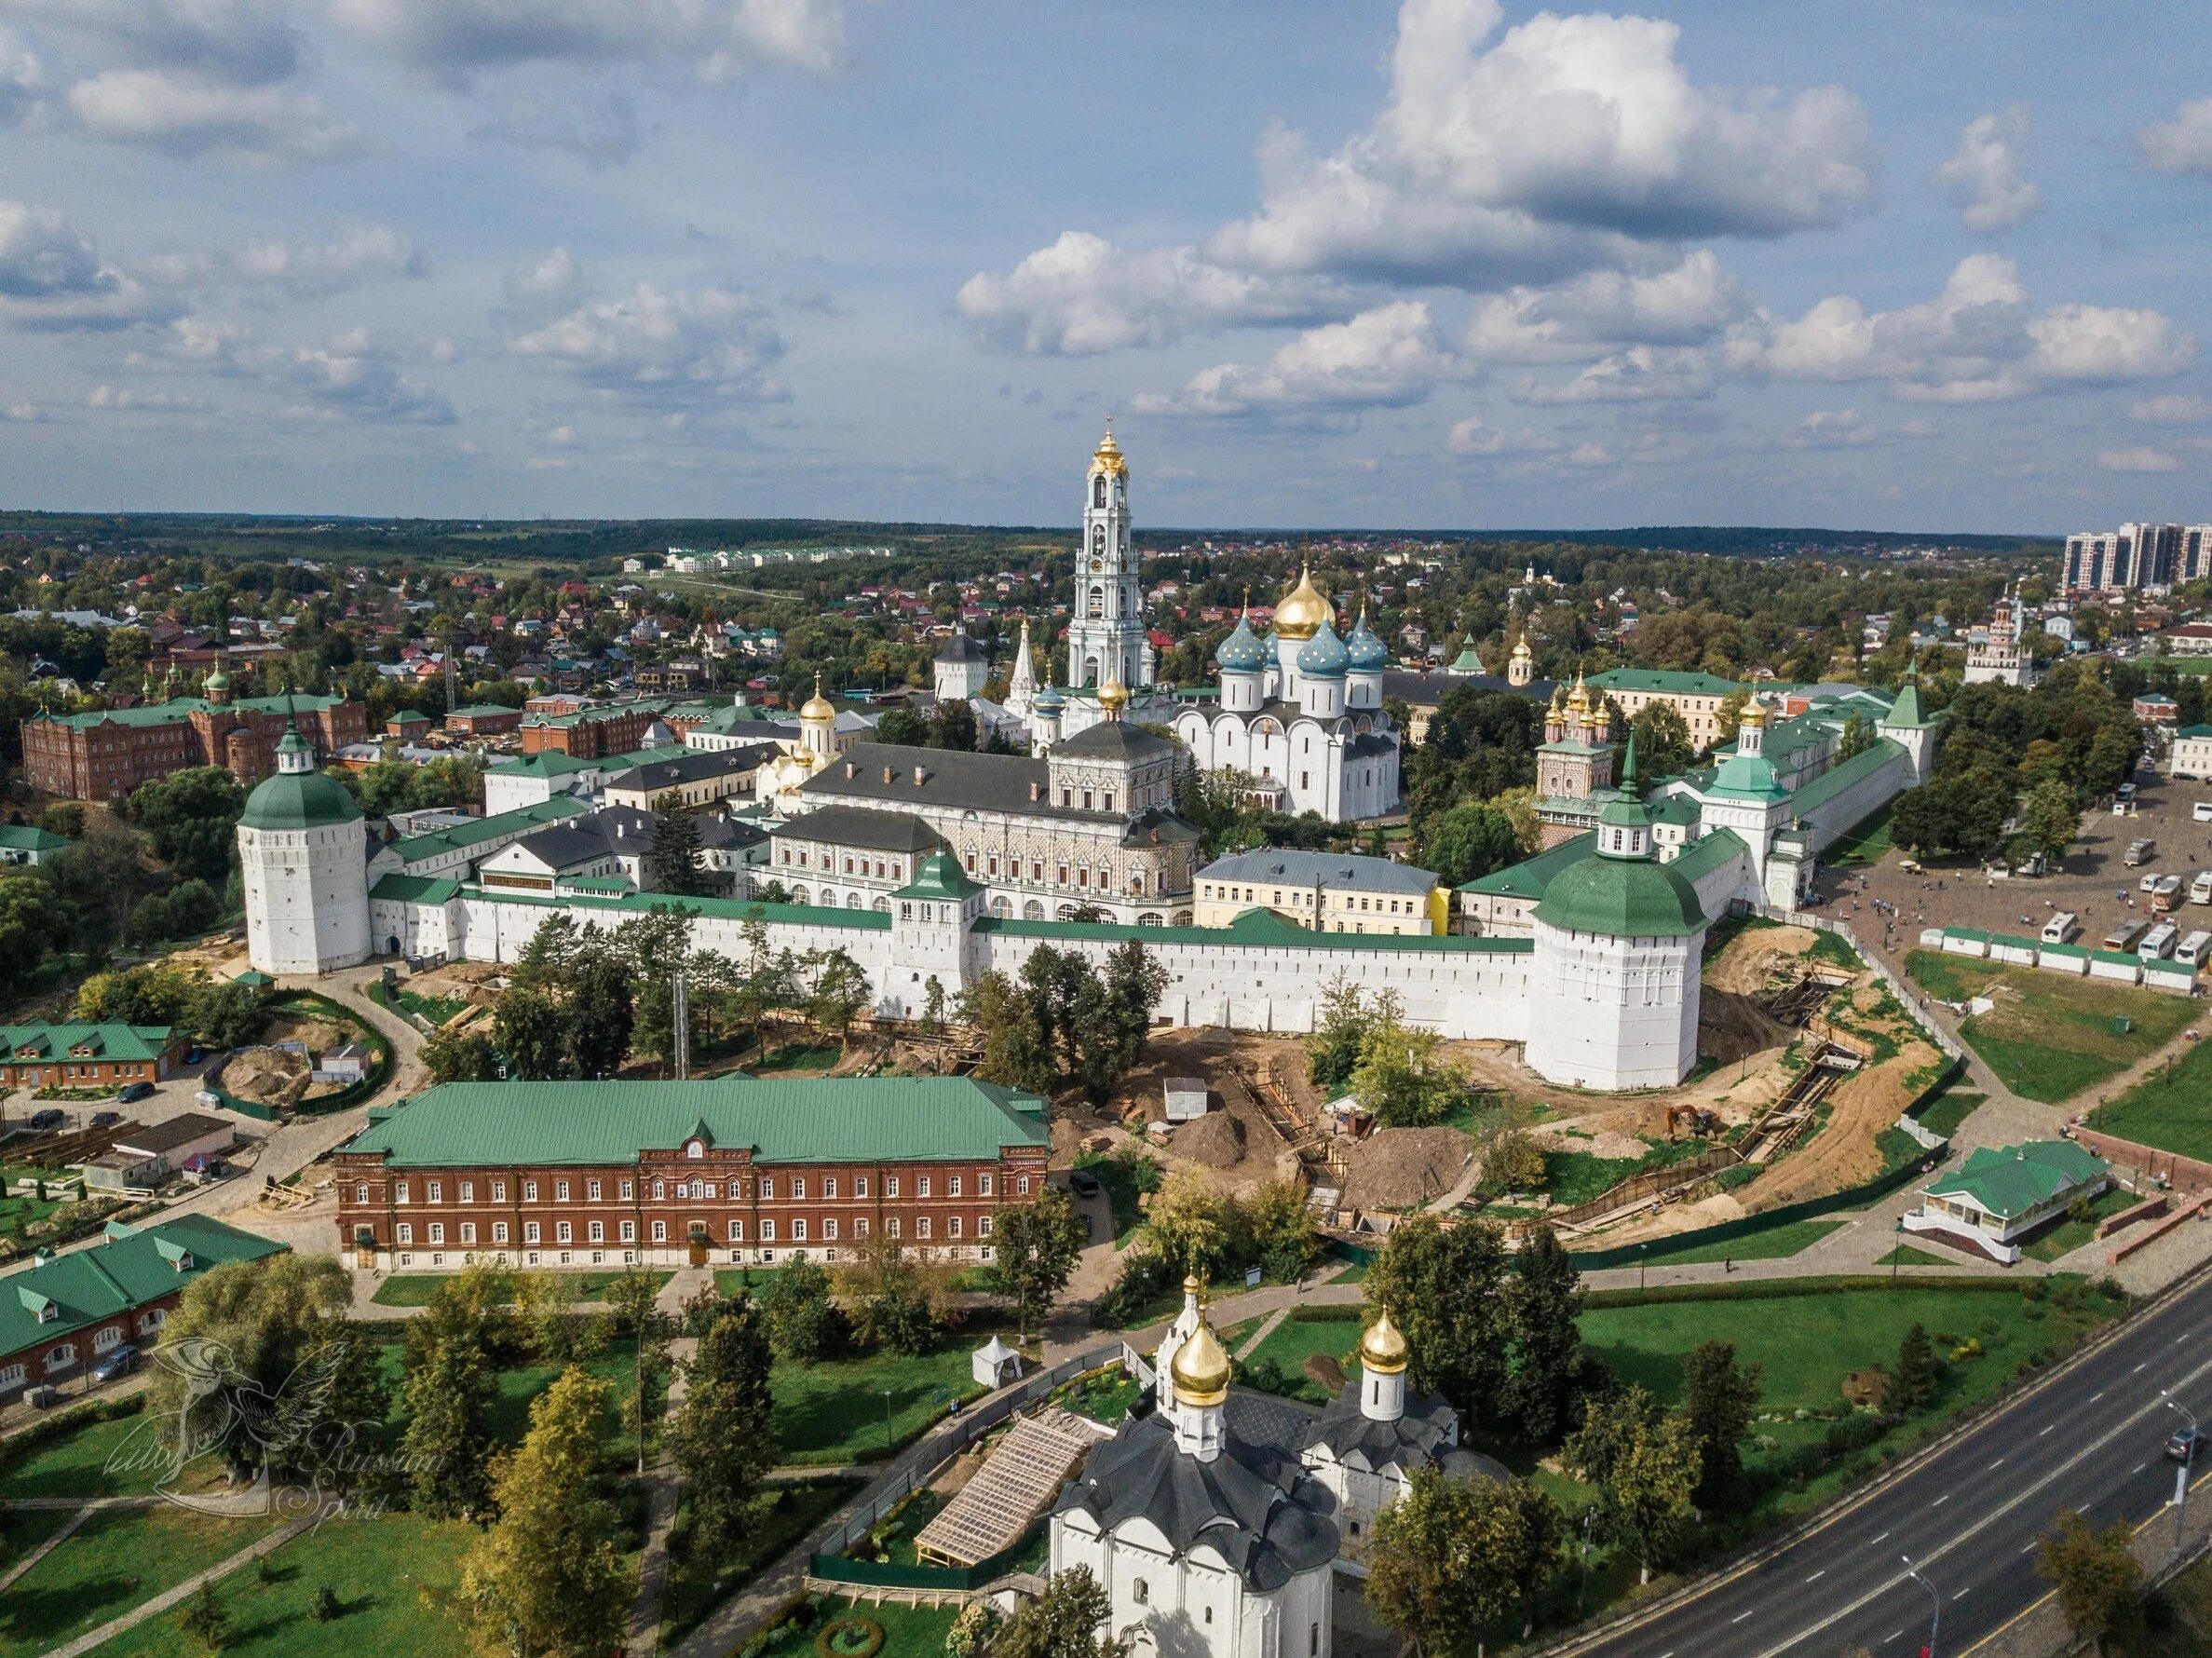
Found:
[2,1,2211,533]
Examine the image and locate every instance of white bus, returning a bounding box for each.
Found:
[2126,837,2156,866]
[2140,922,2180,961]
[2042,912,2081,945]
[2193,871,2212,905]
[2177,931,2212,968]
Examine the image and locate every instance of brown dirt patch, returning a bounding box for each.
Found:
[1340,1126,1475,1212]
[224,1046,311,1108]
[1070,1026,1317,1193]
[1705,924,1820,996]
[1170,1108,1248,1169]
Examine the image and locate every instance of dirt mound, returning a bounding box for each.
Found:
[224,1046,311,1108]
[1705,924,1820,997]
[1172,1108,1248,1169]
[1340,1126,1474,1212]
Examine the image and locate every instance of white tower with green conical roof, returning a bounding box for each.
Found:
[238,715,371,975]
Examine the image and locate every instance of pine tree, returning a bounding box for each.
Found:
[1894,1322,1939,1413]
[670,1298,779,1565]
[1680,1340,1761,1507]
[458,1367,631,1658]
[647,793,709,896]
[178,1579,228,1655]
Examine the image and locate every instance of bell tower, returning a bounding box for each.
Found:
[1065,420,1155,691]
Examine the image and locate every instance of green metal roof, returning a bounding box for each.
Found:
[970,906,1531,954]
[1946,928,1990,944]
[1457,832,1597,900]
[2178,724,2212,740]
[0,1022,177,1062]
[1586,668,1742,698]
[2091,950,2141,970]
[388,796,587,865]
[2038,942,2088,959]
[369,874,463,904]
[1666,827,1749,883]
[1988,932,2040,953]
[388,710,431,725]
[1786,739,1907,817]
[1704,746,1788,801]
[897,849,982,901]
[0,825,70,852]
[0,1216,283,1361]
[28,692,348,731]
[1923,1141,2106,1221]
[239,764,363,832]
[1532,849,1707,937]
[448,704,521,718]
[1881,671,1937,729]
[343,1077,1052,1169]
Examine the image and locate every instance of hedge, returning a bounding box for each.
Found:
[0,1393,145,1474]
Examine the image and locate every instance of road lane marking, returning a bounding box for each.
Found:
[1806,1570,1825,1583]
[1869,1532,1890,1546]
[1884,1634,1902,1646]
[2134,1463,2148,1475]
[2039,1425,2055,1437]
[1988,1458,2005,1470]
[2137,1363,2150,1373]
[2091,1391,2105,1402]
[1933,1493,1951,1506]
[2021,1542,2039,1555]
[1733,1611,1754,1624]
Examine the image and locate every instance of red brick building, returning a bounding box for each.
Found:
[21,691,368,801]
[517,701,671,758]
[0,1022,188,1089]
[445,704,524,737]
[335,1077,1052,1273]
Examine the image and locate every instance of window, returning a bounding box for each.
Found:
[728,1219,744,1241]
[354,1183,368,1204]
[918,1176,931,1199]
[652,1221,668,1243]
[980,1174,994,1196]
[886,1176,900,1198]
[93,1325,122,1352]
[523,1222,541,1244]
[522,1181,538,1203]
[856,1216,871,1237]
[949,1176,962,1197]
[0,1362,24,1390]
[138,1310,165,1335]
[887,1217,901,1239]
[461,1223,477,1244]
[426,1181,442,1203]
[1103,793,1115,813]
[793,1177,806,1200]
[1133,1580,1148,1606]
[620,1221,636,1243]
[587,1180,602,1201]
[396,1223,414,1244]
[46,1343,75,1368]
[855,1176,869,1199]
[1310,1625,1320,1656]
[653,1180,666,1201]
[492,1180,508,1202]
[494,1222,509,1244]
[619,1179,633,1200]
[761,1219,776,1242]
[980,1215,993,1238]
[427,1223,445,1244]
[555,1180,570,1203]
[793,1219,807,1242]
[824,1218,838,1241]
[949,1216,962,1240]
[916,1217,931,1240]
[1017,1176,1032,1194]
[556,1221,573,1244]
[460,1181,475,1203]
[395,1181,410,1204]
[824,1176,837,1199]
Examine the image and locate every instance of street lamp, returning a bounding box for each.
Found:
[2167,1392,2198,1550]
[1892,1217,1904,1284]
[1902,1555,1939,1658]
[883,1386,895,1450]
[1638,1243,1648,1295]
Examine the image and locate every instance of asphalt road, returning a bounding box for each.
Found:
[1567,1269,2212,1658]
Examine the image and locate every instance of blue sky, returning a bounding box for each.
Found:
[2,1,2209,532]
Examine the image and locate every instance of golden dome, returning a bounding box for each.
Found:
[1548,683,1567,713]
[1740,698,1769,727]
[1273,560,1333,641]
[1566,669,1590,712]
[799,673,835,724]
[1360,1309,1409,1375]
[1092,418,1128,478]
[1511,633,1532,662]
[1097,672,1130,715]
[1171,1310,1231,1407]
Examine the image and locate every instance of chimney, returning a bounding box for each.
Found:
[1030,781,1041,802]
[914,765,927,786]
[845,761,856,779]
[882,766,893,784]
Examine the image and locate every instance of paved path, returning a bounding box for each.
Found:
[0,1503,92,1595]
[1232,1307,1291,1362]
[38,1503,330,1658]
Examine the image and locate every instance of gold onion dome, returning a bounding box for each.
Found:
[1511,633,1533,662]
[1566,669,1590,712]
[1273,560,1333,641]
[1741,698,1770,727]
[1171,1310,1232,1407]
[1097,672,1131,714]
[799,673,835,723]
[1360,1309,1409,1375]
[1092,419,1127,477]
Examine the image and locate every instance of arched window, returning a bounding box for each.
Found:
[1088,585,1104,618]
[1092,524,1106,555]
[1092,477,1106,508]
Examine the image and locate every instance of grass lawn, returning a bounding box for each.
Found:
[771,1343,984,1465]
[661,1478,861,1643]
[1903,950,2198,1103]
[1544,1138,1714,1208]
[2021,1185,2139,1262]
[0,1166,63,1240]
[0,1503,284,1658]
[0,1407,210,1501]
[1824,804,1896,868]
[1875,1244,1950,1268]
[1622,1218,1846,1268]
[99,1512,475,1658]
[394,986,468,1026]
[372,1344,642,1459]
[1913,1084,1986,1142]
[1241,1315,1371,1405]
[369,1269,673,1307]
[750,1041,842,1074]
[1058,1364,1142,1424]
[2090,1040,2212,1161]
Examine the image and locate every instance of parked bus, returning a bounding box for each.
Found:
[2140,922,2180,961]
[2177,931,2212,968]
[2152,874,2186,910]
[2042,912,2081,945]
[2126,838,2156,866]
[2192,870,2212,905]
[2106,919,2151,952]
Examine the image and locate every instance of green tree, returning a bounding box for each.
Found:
[190,980,269,1051]
[835,1229,952,1354]
[1364,1213,1512,1423]
[494,986,567,1080]
[565,945,634,1078]
[1630,700,1694,778]
[1418,802,1522,888]
[1306,979,1366,1091]
[0,872,76,1001]
[2015,777,2081,863]
[670,1296,780,1565]
[1350,1002,1468,1129]
[2036,1509,2143,1654]
[1479,1127,1547,1196]
[991,1183,1087,1337]
[422,1025,501,1083]
[178,1579,229,1655]
[1893,1322,1939,1414]
[1364,1466,1517,1656]
[1144,1166,1233,1281]
[458,1367,632,1658]
[991,1567,1130,1658]
[401,1335,498,1520]
[962,971,1054,1093]
[1839,710,1872,759]
[805,946,872,1040]
[756,1252,842,1361]
[1680,1339,1761,1506]
[1563,1385,1702,1584]
[646,793,711,896]
[1503,1224,1585,1444]
[126,766,247,881]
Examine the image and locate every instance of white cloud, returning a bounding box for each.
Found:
[509,281,789,404]
[1785,407,1876,448]
[955,231,1350,356]
[1510,344,1715,402]
[2132,393,2212,424]
[66,69,360,166]
[1445,415,1556,456]
[1934,106,2041,231]
[2138,97,2212,176]
[0,25,44,125]
[1130,302,1459,419]
[0,199,178,330]
[252,327,455,423]
[137,224,427,298]
[1465,249,1749,363]
[502,247,589,323]
[0,0,306,87]
[330,0,852,85]
[1727,255,2192,401]
[1203,0,1874,285]
[3,401,46,420]
[87,382,209,411]
[2099,445,2183,473]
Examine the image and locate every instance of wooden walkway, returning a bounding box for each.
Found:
[911,1407,1104,1568]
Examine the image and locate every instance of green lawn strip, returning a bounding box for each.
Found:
[1627,1217,1846,1268]
[1241,1316,1369,1406]
[2090,1040,2212,1162]
[395,988,468,1026]
[750,1042,843,1074]
[786,1596,959,1658]
[1903,950,2198,1104]
[1913,1085,1986,1142]
[2021,1186,2140,1262]
[0,1502,286,1658]
[1822,804,1895,868]
[369,1269,673,1308]
[0,1506,76,1568]
[771,1344,985,1466]
[0,1406,199,1500]
[1543,1139,1713,1208]
[1875,1244,1950,1268]
[660,1478,861,1644]
[97,1511,474,1658]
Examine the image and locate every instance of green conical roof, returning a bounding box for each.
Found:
[1532,850,1706,938]
[1884,661,1934,728]
[897,848,981,902]
[239,732,361,832]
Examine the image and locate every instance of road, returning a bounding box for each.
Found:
[1565,1267,2212,1658]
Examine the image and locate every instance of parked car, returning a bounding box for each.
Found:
[27,1108,63,1131]
[2167,1427,2205,1463]
[89,1110,122,1129]
[115,1081,155,1103]
[90,1344,139,1385]
[1069,1170,1102,1199]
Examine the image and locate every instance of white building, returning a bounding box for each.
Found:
[1172,588,1403,823]
[934,632,990,702]
[240,721,373,975]
[1065,422,1155,691]
[1053,1288,1338,1658]
[1962,584,2038,687]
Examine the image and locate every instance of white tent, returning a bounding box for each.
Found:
[971,1334,1024,1390]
